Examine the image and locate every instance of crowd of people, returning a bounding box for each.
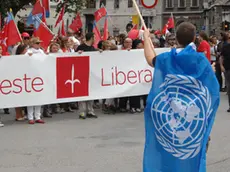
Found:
[0,23,228,127]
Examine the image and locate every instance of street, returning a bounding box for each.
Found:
[0,93,229,172]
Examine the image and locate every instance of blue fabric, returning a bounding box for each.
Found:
[6,12,13,23]
[26,13,42,26]
[143,44,220,172]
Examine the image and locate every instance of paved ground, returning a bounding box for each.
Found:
[0,93,229,172]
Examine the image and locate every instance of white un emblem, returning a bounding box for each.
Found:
[151,74,212,160]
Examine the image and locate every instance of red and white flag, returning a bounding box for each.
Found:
[69,13,82,32]
[94,7,107,22]
[162,14,174,35]
[3,12,22,47]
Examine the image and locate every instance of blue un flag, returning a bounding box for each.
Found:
[143,44,220,172]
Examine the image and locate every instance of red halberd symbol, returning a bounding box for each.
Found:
[65,65,81,94]
[56,56,89,99]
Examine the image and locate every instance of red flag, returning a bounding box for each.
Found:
[93,21,101,48]
[162,25,170,35]
[0,27,8,55]
[42,7,47,24]
[162,16,174,34]
[4,12,22,47]
[94,7,107,22]
[32,0,44,15]
[55,4,65,27]
[167,17,174,29]
[34,17,54,50]
[61,20,66,36]
[41,0,50,17]
[69,13,82,32]
[154,30,161,35]
[103,16,108,41]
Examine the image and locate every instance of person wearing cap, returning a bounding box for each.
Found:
[26,37,46,124]
[11,32,30,55]
[28,37,45,55]
[22,32,30,46]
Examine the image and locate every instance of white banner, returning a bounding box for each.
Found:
[0,48,169,108]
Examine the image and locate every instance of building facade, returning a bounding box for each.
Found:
[15,0,162,36]
[162,0,205,32]
[204,0,230,35]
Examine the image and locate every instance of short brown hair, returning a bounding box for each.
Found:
[176,22,196,47]
[199,30,209,42]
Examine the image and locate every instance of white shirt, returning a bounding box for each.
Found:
[27,48,45,55]
[210,46,216,61]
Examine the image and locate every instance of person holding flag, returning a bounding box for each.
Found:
[143,22,220,172]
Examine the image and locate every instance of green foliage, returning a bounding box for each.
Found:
[0,0,86,18]
[0,0,36,17]
[56,0,87,15]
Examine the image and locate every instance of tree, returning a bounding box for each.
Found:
[0,0,87,18]
[56,0,87,15]
[0,0,36,17]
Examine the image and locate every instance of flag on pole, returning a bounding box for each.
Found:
[26,0,44,26]
[94,7,107,22]
[69,13,82,32]
[167,13,175,29]
[55,4,65,27]
[3,11,22,47]
[34,16,54,50]
[93,21,101,48]
[162,14,175,35]
[41,0,50,17]
[32,0,44,15]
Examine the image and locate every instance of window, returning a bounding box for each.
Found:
[114,0,119,9]
[128,0,133,8]
[191,0,198,7]
[178,0,186,7]
[100,0,106,7]
[166,0,174,8]
[86,0,96,8]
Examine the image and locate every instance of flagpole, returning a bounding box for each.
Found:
[131,0,154,47]
[9,9,22,41]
